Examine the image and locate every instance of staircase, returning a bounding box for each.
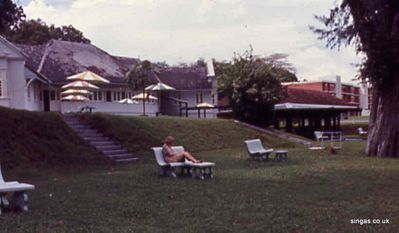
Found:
[62,115,139,163]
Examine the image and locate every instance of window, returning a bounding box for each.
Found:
[196,92,203,103]
[93,91,98,101]
[98,91,102,101]
[106,91,112,102]
[121,92,126,99]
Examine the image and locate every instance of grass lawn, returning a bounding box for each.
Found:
[1,141,399,233]
[78,114,295,155]
[0,107,104,169]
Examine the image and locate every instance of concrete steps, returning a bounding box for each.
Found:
[62,115,138,163]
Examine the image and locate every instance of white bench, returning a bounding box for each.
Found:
[358,127,368,136]
[152,146,215,180]
[0,166,35,215]
[244,139,274,161]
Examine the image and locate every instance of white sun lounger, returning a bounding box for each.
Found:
[152,146,215,180]
[244,139,274,161]
[358,127,368,136]
[0,166,35,214]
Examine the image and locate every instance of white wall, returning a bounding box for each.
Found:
[5,60,26,109]
[0,58,10,108]
[0,38,30,110]
[60,101,159,116]
[25,81,43,111]
[177,90,218,118]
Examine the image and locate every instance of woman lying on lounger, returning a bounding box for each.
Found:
[162,136,202,163]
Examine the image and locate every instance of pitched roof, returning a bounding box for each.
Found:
[280,88,356,106]
[16,40,139,84]
[156,67,211,90]
[15,40,213,90]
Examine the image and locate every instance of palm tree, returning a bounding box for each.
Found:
[125,60,155,116]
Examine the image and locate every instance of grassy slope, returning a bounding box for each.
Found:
[0,107,103,169]
[79,114,296,157]
[1,141,399,232]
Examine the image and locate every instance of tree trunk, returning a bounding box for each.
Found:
[366,80,399,157]
[345,1,399,157]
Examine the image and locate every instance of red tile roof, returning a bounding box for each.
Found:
[280,88,356,106]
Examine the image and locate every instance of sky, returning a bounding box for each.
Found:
[19,0,362,83]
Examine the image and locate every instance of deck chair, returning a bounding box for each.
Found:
[358,128,368,136]
[244,139,274,161]
[152,146,191,178]
[152,146,215,180]
[0,165,35,214]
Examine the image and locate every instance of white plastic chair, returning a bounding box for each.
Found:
[0,165,35,214]
[244,139,274,161]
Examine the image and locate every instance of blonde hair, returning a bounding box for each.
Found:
[164,136,175,144]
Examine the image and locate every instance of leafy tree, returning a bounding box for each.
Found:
[125,60,156,116]
[6,19,90,44]
[0,0,25,33]
[311,0,399,158]
[192,58,207,68]
[216,50,286,126]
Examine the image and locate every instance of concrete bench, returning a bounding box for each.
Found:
[152,146,215,180]
[244,139,274,161]
[0,166,35,215]
[358,127,368,136]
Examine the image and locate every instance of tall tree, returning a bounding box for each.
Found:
[125,60,156,116]
[6,19,90,44]
[0,0,25,33]
[312,0,399,157]
[216,50,286,126]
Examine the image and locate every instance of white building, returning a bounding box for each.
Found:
[0,36,49,111]
[0,36,218,118]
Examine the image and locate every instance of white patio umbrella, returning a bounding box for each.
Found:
[118,98,138,104]
[61,94,89,101]
[66,71,110,83]
[145,82,175,91]
[132,92,158,101]
[196,102,215,118]
[61,89,93,95]
[62,80,100,89]
[197,102,215,108]
[145,82,175,113]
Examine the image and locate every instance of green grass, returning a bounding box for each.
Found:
[0,107,104,169]
[347,116,369,121]
[1,141,399,232]
[78,114,296,156]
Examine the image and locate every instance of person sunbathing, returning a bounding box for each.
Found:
[162,136,202,163]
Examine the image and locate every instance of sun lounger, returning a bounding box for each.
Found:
[358,127,368,136]
[244,139,274,161]
[152,146,215,180]
[0,166,35,215]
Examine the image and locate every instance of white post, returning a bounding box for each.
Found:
[335,75,342,99]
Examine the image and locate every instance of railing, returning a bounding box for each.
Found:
[318,131,343,149]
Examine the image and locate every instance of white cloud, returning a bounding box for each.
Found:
[22,0,361,82]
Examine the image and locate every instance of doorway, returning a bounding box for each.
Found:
[43,90,50,112]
